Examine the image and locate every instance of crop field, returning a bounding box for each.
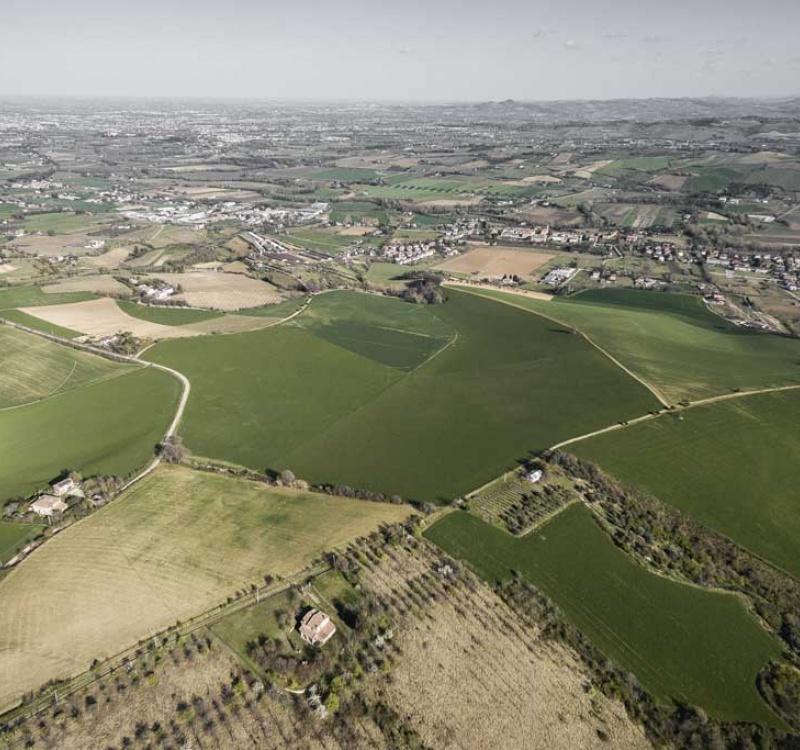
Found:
[22,212,111,235]
[0,365,179,502]
[464,287,800,403]
[0,285,96,311]
[328,200,393,224]
[435,246,554,279]
[0,522,43,566]
[151,271,284,310]
[42,275,130,296]
[116,300,224,326]
[426,506,783,725]
[359,543,650,749]
[0,309,83,338]
[284,227,364,255]
[0,326,128,409]
[147,289,658,501]
[573,389,800,579]
[80,245,131,269]
[0,465,412,709]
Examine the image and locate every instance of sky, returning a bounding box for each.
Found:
[2,0,799,101]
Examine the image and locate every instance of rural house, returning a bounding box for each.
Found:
[526,469,543,484]
[298,609,337,647]
[52,477,79,497]
[30,495,69,519]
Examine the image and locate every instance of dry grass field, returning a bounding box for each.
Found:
[152,272,284,310]
[361,545,649,750]
[10,233,106,257]
[42,275,130,296]
[79,246,131,269]
[0,465,412,710]
[19,298,199,339]
[437,245,554,279]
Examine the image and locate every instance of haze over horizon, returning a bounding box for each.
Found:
[2,0,799,102]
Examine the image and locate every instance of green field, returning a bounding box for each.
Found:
[574,389,800,579]
[0,285,96,311]
[147,289,657,501]
[0,326,128,409]
[426,505,783,725]
[23,212,106,234]
[329,201,394,224]
[0,522,43,566]
[0,464,412,709]
[117,300,224,326]
[464,287,800,403]
[0,366,180,501]
[306,167,380,182]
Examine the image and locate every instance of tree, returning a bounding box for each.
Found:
[158,436,186,464]
[279,469,296,486]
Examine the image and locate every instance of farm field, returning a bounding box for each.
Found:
[0,326,128,409]
[0,522,43,566]
[147,289,658,501]
[0,309,83,338]
[435,245,554,279]
[0,285,96,311]
[0,465,412,710]
[0,365,179,502]
[151,271,284,310]
[425,505,783,725]
[117,300,224,326]
[463,287,800,403]
[573,389,800,579]
[359,543,650,749]
[42,275,130,296]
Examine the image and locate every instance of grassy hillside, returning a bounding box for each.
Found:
[0,464,412,710]
[148,290,658,501]
[0,366,180,501]
[0,310,83,338]
[0,326,129,409]
[464,287,800,403]
[0,522,43,566]
[426,505,782,725]
[573,389,800,579]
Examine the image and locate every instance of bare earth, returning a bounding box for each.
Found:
[152,271,284,310]
[19,298,199,339]
[437,246,554,279]
[362,546,650,750]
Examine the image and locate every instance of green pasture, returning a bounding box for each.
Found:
[574,389,800,579]
[463,287,800,403]
[0,366,180,502]
[0,309,83,339]
[425,505,783,725]
[0,285,96,311]
[148,289,657,501]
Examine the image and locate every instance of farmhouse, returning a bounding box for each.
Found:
[30,495,69,518]
[298,609,337,646]
[526,469,543,484]
[52,477,79,497]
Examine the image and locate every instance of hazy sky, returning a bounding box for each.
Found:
[2,0,798,101]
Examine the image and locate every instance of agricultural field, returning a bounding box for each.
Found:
[284,227,364,255]
[358,542,650,749]
[151,271,284,310]
[147,289,658,501]
[0,464,412,709]
[0,522,43,566]
[0,285,96,311]
[42,274,130,296]
[435,245,553,279]
[426,505,783,725]
[0,365,179,502]
[0,309,83,338]
[0,326,128,409]
[573,388,800,579]
[464,287,800,404]
[116,300,224,326]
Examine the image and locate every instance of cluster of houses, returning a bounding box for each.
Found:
[29,477,83,520]
[701,248,800,290]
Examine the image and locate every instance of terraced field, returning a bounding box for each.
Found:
[464,287,800,403]
[0,465,412,710]
[426,505,783,725]
[573,388,800,579]
[0,326,128,409]
[148,290,658,501]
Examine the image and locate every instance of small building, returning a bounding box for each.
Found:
[51,477,78,497]
[30,495,69,518]
[525,469,543,484]
[298,609,337,647]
